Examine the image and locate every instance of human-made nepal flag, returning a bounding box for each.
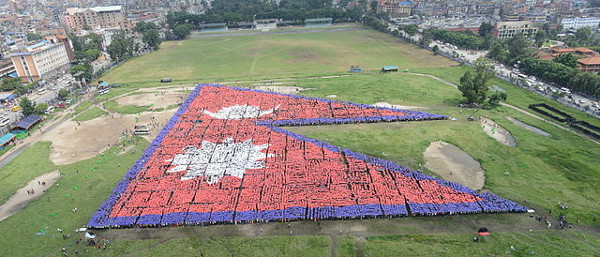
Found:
[89,85,525,228]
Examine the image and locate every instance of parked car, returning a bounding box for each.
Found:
[55,103,67,108]
[0,117,11,127]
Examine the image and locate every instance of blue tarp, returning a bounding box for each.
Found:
[12,115,41,131]
[99,82,109,86]
[0,133,15,147]
[383,66,399,70]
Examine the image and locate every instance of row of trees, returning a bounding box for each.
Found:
[519,57,600,98]
[428,28,491,50]
[166,0,362,29]
[484,32,600,98]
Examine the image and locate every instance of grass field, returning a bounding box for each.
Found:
[0,28,598,256]
[73,107,107,122]
[100,28,456,86]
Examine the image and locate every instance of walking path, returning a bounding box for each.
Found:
[0,170,60,222]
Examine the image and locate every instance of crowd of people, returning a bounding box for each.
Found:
[87,85,526,229]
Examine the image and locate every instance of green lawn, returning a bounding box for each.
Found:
[100,28,457,87]
[0,138,149,256]
[72,101,92,116]
[73,107,107,122]
[355,230,600,257]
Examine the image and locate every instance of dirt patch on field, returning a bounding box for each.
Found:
[41,109,176,165]
[480,117,517,147]
[373,102,425,110]
[253,86,313,94]
[116,92,187,109]
[423,141,485,190]
[506,116,551,137]
[0,170,61,222]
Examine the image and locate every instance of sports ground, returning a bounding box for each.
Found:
[0,26,599,256]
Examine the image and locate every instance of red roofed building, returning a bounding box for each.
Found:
[577,56,600,72]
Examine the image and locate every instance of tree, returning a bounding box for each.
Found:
[553,53,578,68]
[84,48,101,61]
[70,62,93,81]
[534,30,547,47]
[26,33,42,41]
[35,103,49,115]
[432,45,439,55]
[173,24,193,40]
[107,32,135,61]
[507,33,533,61]
[487,92,507,107]
[478,22,494,37]
[0,77,22,92]
[487,43,509,64]
[58,89,69,100]
[20,97,36,116]
[142,29,162,50]
[458,58,494,106]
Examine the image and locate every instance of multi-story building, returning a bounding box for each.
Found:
[9,39,70,82]
[62,6,134,33]
[377,0,412,18]
[494,21,538,39]
[561,17,600,30]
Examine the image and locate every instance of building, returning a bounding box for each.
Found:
[9,39,70,82]
[44,35,75,62]
[198,23,228,32]
[377,0,412,18]
[254,19,278,30]
[494,21,538,39]
[561,17,600,30]
[550,47,597,56]
[304,18,333,28]
[62,6,134,33]
[577,56,600,72]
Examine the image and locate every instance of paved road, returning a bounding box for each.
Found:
[190,27,366,38]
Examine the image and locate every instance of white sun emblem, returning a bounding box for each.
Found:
[203,104,279,119]
[166,138,273,184]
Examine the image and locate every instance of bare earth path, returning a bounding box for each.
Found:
[480,117,517,147]
[423,141,485,190]
[0,170,60,222]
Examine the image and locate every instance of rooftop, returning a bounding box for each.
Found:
[577,56,600,65]
[89,6,123,13]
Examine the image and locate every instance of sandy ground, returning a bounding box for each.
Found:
[252,86,313,94]
[373,102,425,110]
[506,116,551,137]
[0,170,61,222]
[423,141,485,190]
[41,109,176,165]
[480,117,517,147]
[116,92,187,109]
